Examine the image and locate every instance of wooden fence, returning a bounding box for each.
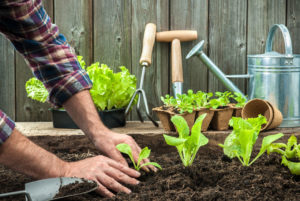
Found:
[0,0,299,122]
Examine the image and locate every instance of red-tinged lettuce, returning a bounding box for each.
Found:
[219,115,283,166]
[163,114,209,167]
[268,135,300,175]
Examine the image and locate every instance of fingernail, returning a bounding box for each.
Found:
[126,189,132,194]
[136,180,140,185]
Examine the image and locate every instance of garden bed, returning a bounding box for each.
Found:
[0,123,299,200]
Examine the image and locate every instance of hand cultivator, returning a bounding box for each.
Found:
[125,23,159,127]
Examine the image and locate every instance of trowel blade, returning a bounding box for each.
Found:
[25,177,97,201]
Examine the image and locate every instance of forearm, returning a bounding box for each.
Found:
[63,90,111,143]
[0,129,67,179]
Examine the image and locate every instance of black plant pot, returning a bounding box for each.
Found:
[51,108,126,129]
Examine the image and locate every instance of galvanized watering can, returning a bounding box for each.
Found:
[186,24,300,127]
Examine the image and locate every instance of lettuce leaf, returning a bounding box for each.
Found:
[25,78,49,103]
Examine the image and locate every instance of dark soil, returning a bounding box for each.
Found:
[54,179,98,199]
[0,135,299,201]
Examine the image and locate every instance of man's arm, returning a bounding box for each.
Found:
[0,128,140,197]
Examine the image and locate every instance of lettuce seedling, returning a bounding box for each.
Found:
[219,115,283,166]
[161,94,177,107]
[116,143,162,171]
[207,91,231,109]
[194,91,213,109]
[176,93,194,114]
[25,78,49,103]
[163,114,209,167]
[231,92,247,107]
[267,135,300,175]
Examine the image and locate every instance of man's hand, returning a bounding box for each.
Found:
[64,155,140,197]
[92,131,157,172]
[63,90,157,172]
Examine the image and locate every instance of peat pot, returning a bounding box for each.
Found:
[51,108,126,129]
[187,24,300,128]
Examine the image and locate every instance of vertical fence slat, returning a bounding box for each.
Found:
[93,0,131,71]
[131,0,169,120]
[54,0,93,64]
[170,0,208,93]
[15,1,54,121]
[208,0,247,93]
[287,0,300,53]
[0,36,15,119]
[248,0,286,56]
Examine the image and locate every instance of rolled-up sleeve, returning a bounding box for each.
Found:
[0,0,92,107]
[0,110,15,145]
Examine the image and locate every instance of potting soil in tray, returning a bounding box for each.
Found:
[0,135,299,201]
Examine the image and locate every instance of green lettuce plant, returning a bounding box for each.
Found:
[231,92,247,107]
[208,91,232,109]
[219,115,283,166]
[163,114,209,167]
[25,56,137,111]
[116,143,162,171]
[25,78,49,103]
[160,94,177,108]
[194,91,213,109]
[267,135,300,175]
[176,91,194,114]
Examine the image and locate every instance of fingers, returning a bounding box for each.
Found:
[105,167,140,185]
[106,147,129,167]
[97,173,131,195]
[95,182,114,198]
[108,159,141,178]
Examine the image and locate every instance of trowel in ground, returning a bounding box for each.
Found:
[0,177,97,201]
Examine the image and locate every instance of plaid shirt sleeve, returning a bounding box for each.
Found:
[0,0,92,144]
[0,0,92,108]
[0,110,15,145]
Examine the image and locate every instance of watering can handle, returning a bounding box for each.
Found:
[265,24,293,57]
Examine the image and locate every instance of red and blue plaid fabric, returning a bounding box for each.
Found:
[0,0,92,144]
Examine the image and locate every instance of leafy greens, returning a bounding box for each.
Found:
[163,114,209,167]
[116,143,162,171]
[219,115,283,166]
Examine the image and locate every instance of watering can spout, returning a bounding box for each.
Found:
[186,40,248,99]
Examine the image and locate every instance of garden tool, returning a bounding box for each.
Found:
[156,30,198,98]
[171,39,184,98]
[0,177,97,201]
[186,24,300,128]
[125,23,159,127]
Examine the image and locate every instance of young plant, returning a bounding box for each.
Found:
[176,93,194,114]
[161,94,177,108]
[231,92,247,107]
[116,143,162,171]
[267,135,300,175]
[207,91,231,109]
[194,91,213,109]
[163,114,209,167]
[219,115,284,166]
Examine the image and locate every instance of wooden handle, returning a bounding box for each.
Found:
[171,39,183,83]
[156,30,197,42]
[139,23,157,65]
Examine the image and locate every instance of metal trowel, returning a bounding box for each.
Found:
[171,39,184,98]
[0,177,98,201]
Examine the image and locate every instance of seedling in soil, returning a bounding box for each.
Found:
[163,114,209,167]
[194,91,213,109]
[268,135,300,175]
[176,92,194,114]
[161,94,177,108]
[116,143,162,171]
[219,115,283,166]
[208,91,231,109]
[231,92,247,107]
